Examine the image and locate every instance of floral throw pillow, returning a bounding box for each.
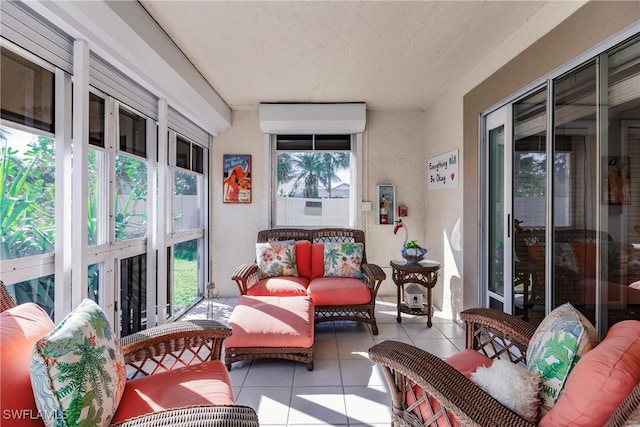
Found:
[30,299,126,427]
[256,240,299,278]
[526,302,599,414]
[323,242,364,278]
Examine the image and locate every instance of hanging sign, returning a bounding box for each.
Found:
[428,149,459,190]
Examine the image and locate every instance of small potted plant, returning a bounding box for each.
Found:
[402,240,428,265]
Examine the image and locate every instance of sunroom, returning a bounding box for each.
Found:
[1,1,639,426]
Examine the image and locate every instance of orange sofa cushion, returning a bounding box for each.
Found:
[111,360,234,424]
[310,242,325,280]
[1,303,55,427]
[407,349,493,427]
[224,296,314,348]
[540,320,640,427]
[295,240,312,278]
[307,277,371,306]
[570,241,597,278]
[247,276,309,296]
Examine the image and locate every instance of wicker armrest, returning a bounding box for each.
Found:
[361,263,386,282]
[231,263,260,295]
[361,263,386,299]
[110,405,259,427]
[121,320,231,376]
[460,308,536,362]
[369,340,536,427]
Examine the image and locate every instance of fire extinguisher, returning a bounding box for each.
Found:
[380,201,388,224]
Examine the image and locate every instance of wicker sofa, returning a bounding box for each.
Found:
[231,228,386,334]
[0,282,258,427]
[369,307,640,427]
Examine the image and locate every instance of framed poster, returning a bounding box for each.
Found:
[223,154,251,203]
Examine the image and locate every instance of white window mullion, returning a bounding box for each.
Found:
[146,105,160,327]
[354,133,363,229]
[71,39,89,308]
[156,101,169,323]
[54,68,72,322]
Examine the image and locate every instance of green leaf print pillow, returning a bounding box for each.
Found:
[526,302,599,414]
[323,242,364,278]
[30,299,126,427]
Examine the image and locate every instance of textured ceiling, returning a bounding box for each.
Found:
[140,1,546,111]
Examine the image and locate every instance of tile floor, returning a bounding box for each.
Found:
[184,296,466,427]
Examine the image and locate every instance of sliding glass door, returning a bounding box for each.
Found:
[482,34,640,333]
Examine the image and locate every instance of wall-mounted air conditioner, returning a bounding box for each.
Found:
[259,102,366,134]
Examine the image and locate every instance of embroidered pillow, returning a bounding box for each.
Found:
[323,242,364,278]
[30,299,126,427]
[256,240,298,278]
[526,302,599,414]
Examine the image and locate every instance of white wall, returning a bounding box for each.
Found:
[210,110,265,296]
[210,109,426,297]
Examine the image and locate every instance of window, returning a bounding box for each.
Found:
[274,134,354,227]
[1,46,54,133]
[0,46,57,317]
[116,107,148,241]
[166,132,207,317]
[173,136,205,231]
[1,7,212,331]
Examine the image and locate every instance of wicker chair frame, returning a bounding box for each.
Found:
[0,280,17,312]
[225,345,314,371]
[231,228,386,335]
[369,307,640,427]
[0,281,259,427]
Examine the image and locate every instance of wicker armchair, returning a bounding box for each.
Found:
[0,281,259,427]
[369,308,640,427]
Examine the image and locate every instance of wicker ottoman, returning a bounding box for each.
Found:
[224,295,314,371]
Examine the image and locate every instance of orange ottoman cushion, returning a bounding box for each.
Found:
[225,296,314,349]
[1,303,55,427]
[540,320,640,427]
[246,276,309,296]
[307,277,371,306]
[111,360,234,424]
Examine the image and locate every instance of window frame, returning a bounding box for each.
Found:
[270,133,362,229]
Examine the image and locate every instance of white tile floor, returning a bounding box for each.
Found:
[184,296,465,427]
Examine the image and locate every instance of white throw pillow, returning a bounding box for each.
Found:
[471,359,541,422]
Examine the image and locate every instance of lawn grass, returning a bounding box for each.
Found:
[173,257,198,312]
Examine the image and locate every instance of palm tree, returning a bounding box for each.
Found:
[276,152,294,186]
[291,153,324,198]
[320,153,349,198]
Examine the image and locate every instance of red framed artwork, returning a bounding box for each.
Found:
[223,154,251,203]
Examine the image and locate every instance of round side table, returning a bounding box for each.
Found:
[390,260,441,327]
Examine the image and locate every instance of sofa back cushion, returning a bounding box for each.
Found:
[540,320,640,427]
[1,303,54,426]
[31,299,126,427]
[526,302,599,414]
[295,240,312,278]
[310,242,325,280]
